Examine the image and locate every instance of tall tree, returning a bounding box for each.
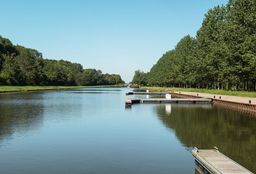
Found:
[174,35,197,87]
[225,0,256,90]
[132,70,148,85]
[196,5,228,89]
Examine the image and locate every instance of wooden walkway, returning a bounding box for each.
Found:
[192,148,253,174]
[127,91,256,105]
[125,98,211,106]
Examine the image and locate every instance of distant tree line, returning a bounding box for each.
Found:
[0,36,124,86]
[132,0,256,91]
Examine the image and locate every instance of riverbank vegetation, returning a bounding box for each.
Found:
[0,36,124,86]
[132,0,256,91]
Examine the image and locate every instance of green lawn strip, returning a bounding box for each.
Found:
[144,87,256,98]
[0,86,82,93]
[0,84,127,93]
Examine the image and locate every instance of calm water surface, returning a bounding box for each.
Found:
[0,88,255,174]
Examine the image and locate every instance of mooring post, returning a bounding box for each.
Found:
[165,93,172,99]
[146,90,149,99]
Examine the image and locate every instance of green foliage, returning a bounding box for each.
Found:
[132,70,148,85]
[147,51,175,86]
[133,0,256,91]
[0,36,124,86]
[102,74,124,85]
[146,36,197,87]
[78,69,101,86]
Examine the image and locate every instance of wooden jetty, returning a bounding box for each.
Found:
[192,147,253,174]
[125,98,212,106]
[125,91,211,107]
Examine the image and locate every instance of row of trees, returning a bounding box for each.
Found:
[132,0,256,91]
[0,36,124,86]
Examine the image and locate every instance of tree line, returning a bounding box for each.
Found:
[0,36,124,86]
[132,0,256,91]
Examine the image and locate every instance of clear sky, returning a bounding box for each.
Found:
[0,0,228,82]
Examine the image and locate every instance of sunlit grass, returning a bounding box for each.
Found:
[144,87,256,97]
[0,84,127,93]
[0,86,83,93]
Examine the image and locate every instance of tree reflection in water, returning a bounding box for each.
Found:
[155,104,256,173]
[0,93,44,143]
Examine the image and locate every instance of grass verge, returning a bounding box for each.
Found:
[0,86,84,93]
[144,87,256,98]
[0,84,127,93]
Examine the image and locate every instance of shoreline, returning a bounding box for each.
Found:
[0,85,127,94]
[143,86,256,115]
[143,87,256,98]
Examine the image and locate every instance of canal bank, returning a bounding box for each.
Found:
[142,87,256,115]
[144,87,256,98]
[0,85,127,94]
[172,91,256,105]
[171,91,256,115]
[0,86,84,93]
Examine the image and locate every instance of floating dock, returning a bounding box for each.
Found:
[125,98,212,106]
[192,147,253,174]
[125,91,212,106]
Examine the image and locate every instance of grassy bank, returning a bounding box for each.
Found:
[0,86,84,93]
[0,84,127,93]
[144,87,256,98]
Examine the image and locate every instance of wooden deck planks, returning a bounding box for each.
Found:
[192,148,253,174]
[125,98,212,105]
[141,98,211,103]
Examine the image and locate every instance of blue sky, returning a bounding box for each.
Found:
[0,0,228,82]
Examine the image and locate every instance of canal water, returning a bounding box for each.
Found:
[0,88,255,174]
